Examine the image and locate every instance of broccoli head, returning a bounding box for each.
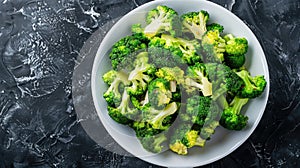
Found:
[109,33,149,70]
[224,53,246,69]
[148,37,185,68]
[224,34,248,55]
[180,95,212,127]
[139,133,167,153]
[155,67,185,84]
[103,70,130,107]
[181,10,209,40]
[144,5,181,38]
[131,23,143,34]
[194,100,222,139]
[142,102,178,130]
[126,52,156,96]
[169,124,206,155]
[107,90,140,125]
[161,34,202,65]
[132,121,167,153]
[148,78,172,109]
[207,23,224,33]
[205,63,244,99]
[184,63,212,96]
[220,96,249,130]
[201,30,226,63]
[236,70,267,98]
[222,34,248,69]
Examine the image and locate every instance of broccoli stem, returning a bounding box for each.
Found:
[118,90,131,114]
[216,94,229,110]
[141,91,149,106]
[182,12,207,39]
[170,81,177,92]
[230,96,249,115]
[150,102,178,129]
[153,134,167,151]
[185,78,212,96]
[144,13,170,37]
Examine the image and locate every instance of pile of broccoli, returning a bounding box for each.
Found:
[102,5,267,155]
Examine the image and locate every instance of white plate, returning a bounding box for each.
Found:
[91,0,270,167]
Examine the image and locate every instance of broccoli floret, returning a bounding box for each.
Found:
[154,67,185,101]
[142,102,178,130]
[148,37,185,68]
[222,34,248,68]
[184,63,212,96]
[139,133,167,153]
[224,34,248,55]
[109,33,149,70]
[161,34,202,65]
[148,78,172,109]
[193,100,222,139]
[155,67,185,84]
[180,95,211,127]
[107,90,140,125]
[201,30,226,63]
[199,120,220,139]
[144,5,181,38]
[220,96,249,130]
[207,23,224,33]
[182,130,206,148]
[236,70,267,98]
[224,53,246,69]
[181,11,209,40]
[169,124,206,155]
[205,63,244,99]
[131,121,167,153]
[126,52,156,96]
[131,23,143,34]
[103,70,130,107]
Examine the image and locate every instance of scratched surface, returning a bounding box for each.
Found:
[0,0,299,167]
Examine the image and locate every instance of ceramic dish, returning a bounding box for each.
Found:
[91,0,269,167]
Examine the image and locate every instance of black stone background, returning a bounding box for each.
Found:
[0,0,299,167]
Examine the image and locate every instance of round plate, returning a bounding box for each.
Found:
[91,0,270,167]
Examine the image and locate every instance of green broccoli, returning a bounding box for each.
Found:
[224,34,248,55]
[148,78,172,109]
[184,63,212,96]
[155,66,185,84]
[131,121,167,153]
[199,120,220,140]
[205,63,244,99]
[107,90,140,125]
[161,34,202,65]
[139,133,167,153]
[180,95,211,127]
[109,33,149,70]
[207,23,224,33]
[223,34,248,69]
[219,96,249,130]
[126,52,156,96]
[181,11,209,40]
[148,37,185,68]
[236,70,267,98]
[131,23,143,34]
[169,124,206,155]
[224,53,246,69]
[143,5,181,38]
[103,70,130,107]
[201,30,226,63]
[142,102,178,130]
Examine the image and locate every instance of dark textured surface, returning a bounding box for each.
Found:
[0,0,299,167]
